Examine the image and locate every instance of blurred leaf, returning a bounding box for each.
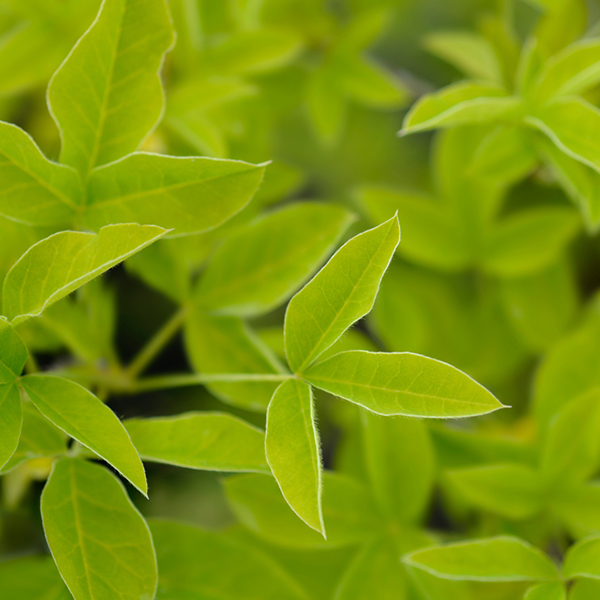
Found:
[307,66,347,143]
[553,482,600,538]
[21,375,147,494]
[570,578,600,599]
[563,536,600,581]
[285,215,399,373]
[125,411,269,473]
[266,379,324,535]
[0,555,70,600]
[41,458,156,600]
[524,582,565,600]
[0,382,21,470]
[0,316,27,382]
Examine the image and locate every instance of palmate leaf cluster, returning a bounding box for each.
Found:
[1,0,600,599]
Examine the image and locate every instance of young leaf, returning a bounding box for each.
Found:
[284,215,399,374]
[84,154,266,235]
[334,537,407,600]
[524,582,565,600]
[563,536,600,581]
[0,317,28,383]
[303,351,505,418]
[150,520,307,600]
[225,473,383,549]
[0,383,22,471]
[41,458,157,600]
[403,536,560,582]
[125,412,269,473]
[445,463,543,519]
[20,375,147,495]
[47,0,174,175]
[265,379,325,536]
[185,311,287,411]
[0,121,80,226]
[401,82,521,135]
[0,555,70,600]
[196,203,355,316]
[3,223,166,325]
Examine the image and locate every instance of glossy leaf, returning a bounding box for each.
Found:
[563,536,600,581]
[0,317,28,382]
[41,458,157,600]
[304,350,505,418]
[403,536,560,582]
[285,215,399,373]
[125,411,269,473]
[197,203,355,316]
[3,224,166,325]
[47,0,175,174]
[84,153,266,235]
[0,121,80,226]
[0,383,22,470]
[266,379,324,535]
[21,374,147,494]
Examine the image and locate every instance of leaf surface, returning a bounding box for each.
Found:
[0,317,28,382]
[0,383,22,470]
[524,582,565,600]
[0,555,71,600]
[563,536,600,581]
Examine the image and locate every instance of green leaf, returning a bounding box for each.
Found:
[3,223,166,325]
[0,555,71,600]
[401,83,521,135]
[47,0,175,175]
[524,582,565,600]
[361,411,434,523]
[185,311,287,411]
[529,98,600,175]
[403,536,559,582]
[553,482,600,538]
[150,519,307,600]
[125,411,269,473]
[445,463,543,519]
[541,389,600,488]
[21,375,147,494]
[482,207,580,277]
[303,350,505,418]
[334,536,407,600]
[265,379,324,536]
[225,472,383,549]
[563,536,600,581]
[0,121,80,226]
[570,579,600,600]
[0,317,28,382]
[84,153,266,235]
[424,31,503,83]
[307,66,346,143]
[0,383,22,471]
[41,458,156,600]
[197,203,355,316]
[531,40,600,103]
[358,186,471,271]
[0,402,66,474]
[284,215,399,373]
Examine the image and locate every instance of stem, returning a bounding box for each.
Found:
[125,306,189,379]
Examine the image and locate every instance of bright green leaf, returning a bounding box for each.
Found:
[0,317,28,382]
[3,223,166,325]
[266,379,324,536]
[47,0,175,174]
[285,215,399,374]
[524,582,565,600]
[303,350,505,418]
[563,536,600,581]
[0,383,22,470]
[125,411,269,473]
[307,66,346,143]
[21,375,147,494]
[41,458,156,600]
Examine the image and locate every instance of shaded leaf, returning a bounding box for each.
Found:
[0,555,71,600]
[0,383,22,470]
[0,317,28,382]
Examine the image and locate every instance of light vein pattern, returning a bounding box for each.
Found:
[266,379,325,535]
[304,351,505,418]
[47,0,174,175]
[41,458,157,600]
[284,215,400,373]
[2,223,166,324]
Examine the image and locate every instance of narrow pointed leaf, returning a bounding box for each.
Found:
[304,351,504,418]
[563,536,600,581]
[47,0,174,174]
[403,536,559,582]
[197,203,355,316]
[3,223,166,325]
[85,153,266,235]
[41,458,157,600]
[125,412,269,473]
[21,375,147,494]
[0,317,28,382]
[0,121,80,226]
[285,215,399,374]
[266,379,324,536]
[524,582,565,600]
[0,383,22,470]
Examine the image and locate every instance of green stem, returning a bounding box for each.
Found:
[125,306,189,379]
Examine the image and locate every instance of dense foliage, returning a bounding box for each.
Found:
[1,0,600,599]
